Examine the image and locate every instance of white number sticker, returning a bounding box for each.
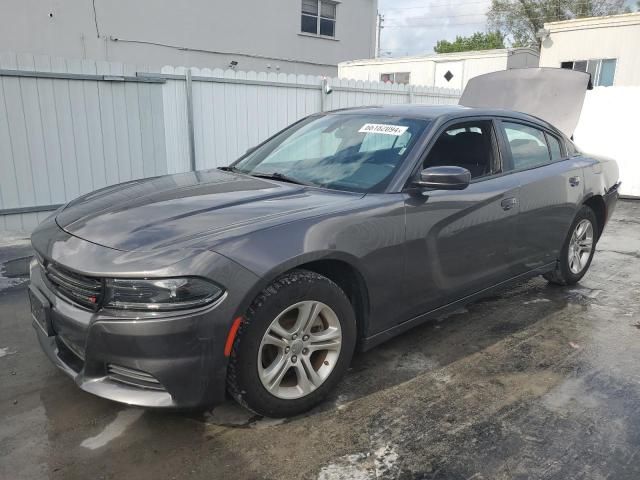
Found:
[358,123,409,136]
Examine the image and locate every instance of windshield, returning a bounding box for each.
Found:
[232,114,430,193]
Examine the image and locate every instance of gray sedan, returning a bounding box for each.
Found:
[29,70,620,417]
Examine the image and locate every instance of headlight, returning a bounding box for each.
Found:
[104,277,224,311]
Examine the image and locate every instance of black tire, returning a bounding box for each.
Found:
[544,205,598,286]
[227,269,356,417]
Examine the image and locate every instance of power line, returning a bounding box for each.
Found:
[381,0,620,9]
[381,0,625,19]
[383,11,594,27]
[385,12,489,20]
[92,0,101,38]
[384,22,488,28]
[382,0,492,11]
[383,8,610,22]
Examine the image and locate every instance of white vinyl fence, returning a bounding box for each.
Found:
[160,66,462,174]
[0,53,168,231]
[0,53,461,231]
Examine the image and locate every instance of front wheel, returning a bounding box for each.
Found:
[227,270,356,417]
[544,205,598,285]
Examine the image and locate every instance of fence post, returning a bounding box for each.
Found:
[320,77,328,112]
[408,85,414,104]
[185,68,196,171]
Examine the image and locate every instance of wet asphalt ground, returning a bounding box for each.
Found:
[1,200,639,480]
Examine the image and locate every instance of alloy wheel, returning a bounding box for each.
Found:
[257,301,342,400]
[568,219,594,274]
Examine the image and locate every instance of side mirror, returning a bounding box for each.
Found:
[413,166,471,190]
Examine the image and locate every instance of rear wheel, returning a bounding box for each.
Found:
[544,205,597,285]
[227,269,356,417]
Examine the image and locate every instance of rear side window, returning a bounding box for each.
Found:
[546,133,563,161]
[503,122,550,170]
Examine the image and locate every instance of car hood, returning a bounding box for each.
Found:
[56,169,361,252]
[459,67,592,137]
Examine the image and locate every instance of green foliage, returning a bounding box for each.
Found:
[487,0,628,47]
[433,31,506,53]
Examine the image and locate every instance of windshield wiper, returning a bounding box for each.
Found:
[249,172,315,187]
[219,167,315,187]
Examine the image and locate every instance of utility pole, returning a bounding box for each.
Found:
[376,12,384,58]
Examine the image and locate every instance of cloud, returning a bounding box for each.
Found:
[378,0,491,56]
[379,0,639,56]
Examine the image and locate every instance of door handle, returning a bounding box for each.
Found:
[501,197,518,211]
[569,176,581,187]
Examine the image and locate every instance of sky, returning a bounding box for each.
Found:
[378,0,639,57]
[378,0,493,57]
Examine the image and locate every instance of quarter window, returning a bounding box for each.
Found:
[301,0,336,37]
[503,122,550,170]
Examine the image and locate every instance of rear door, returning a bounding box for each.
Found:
[497,119,584,273]
[401,118,521,321]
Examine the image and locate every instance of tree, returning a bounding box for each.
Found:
[434,31,505,53]
[487,0,628,47]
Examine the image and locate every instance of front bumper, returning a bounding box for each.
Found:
[29,221,260,408]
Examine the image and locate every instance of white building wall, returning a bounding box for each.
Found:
[456,55,508,88]
[337,58,436,85]
[574,87,640,198]
[339,48,539,89]
[0,0,378,76]
[540,13,640,86]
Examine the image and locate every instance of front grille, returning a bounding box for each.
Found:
[107,364,166,391]
[43,261,103,310]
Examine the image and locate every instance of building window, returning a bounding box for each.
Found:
[301,0,336,37]
[561,59,617,87]
[380,72,411,85]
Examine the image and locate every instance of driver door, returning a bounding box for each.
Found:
[401,119,521,320]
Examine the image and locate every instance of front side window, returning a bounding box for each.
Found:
[503,122,550,170]
[423,121,496,179]
[234,114,429,193]
[301,0,336,37]
[561,58,616,87]
[423,120,496,178]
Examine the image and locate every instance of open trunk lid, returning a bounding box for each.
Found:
[459,67,592,137]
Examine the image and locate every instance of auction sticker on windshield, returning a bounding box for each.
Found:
[358,123,409,136]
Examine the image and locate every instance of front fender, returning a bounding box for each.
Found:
[211,194,407,336]
[225,249,369,323]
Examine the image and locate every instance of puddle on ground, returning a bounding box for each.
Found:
[0,256,31,291]
[2,256,32,278]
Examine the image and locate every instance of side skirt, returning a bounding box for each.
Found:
[359,262,557,351]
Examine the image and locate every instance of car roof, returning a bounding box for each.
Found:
[326,104,560,134]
